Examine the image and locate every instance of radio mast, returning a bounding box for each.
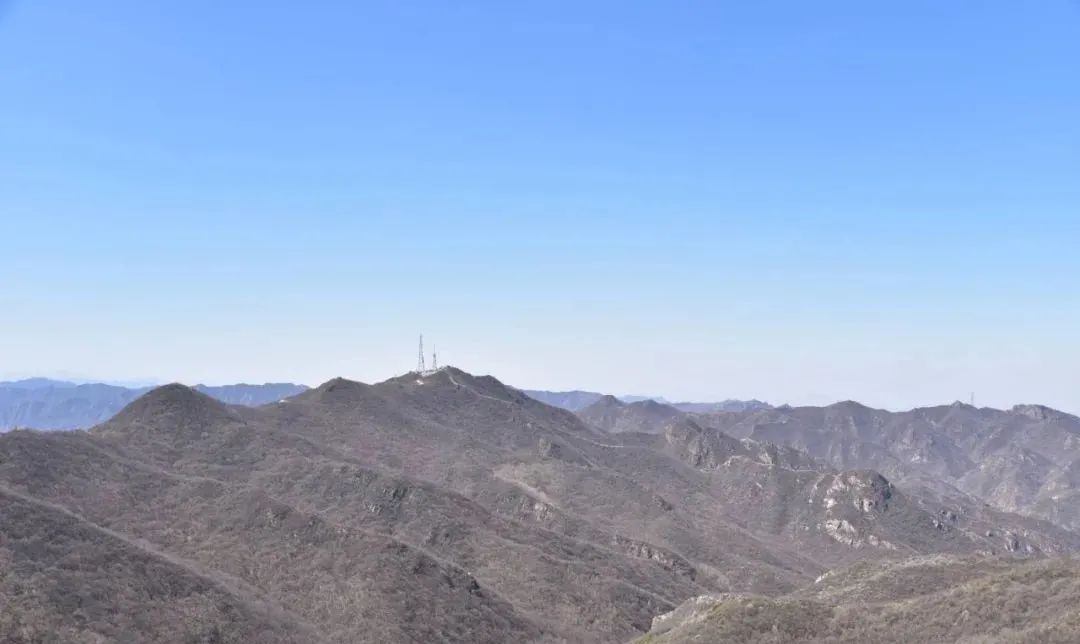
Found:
[417,334,426,373]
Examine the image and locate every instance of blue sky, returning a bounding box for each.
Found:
[2,1,1078,411]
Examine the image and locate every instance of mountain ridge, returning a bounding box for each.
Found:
[0,379,309,430]
[2,368,1080,642]
[698,399,1080,531]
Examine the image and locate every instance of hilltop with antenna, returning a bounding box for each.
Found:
[416,334,441,376]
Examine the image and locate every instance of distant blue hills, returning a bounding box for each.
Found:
[0,378,308,430]
[1,377,768,431]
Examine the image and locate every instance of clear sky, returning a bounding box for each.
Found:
[2,1,1078,411]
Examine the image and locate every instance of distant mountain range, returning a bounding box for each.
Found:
[2,366,1078,641]
[1,379,761,431]
[522,388,772,414]
[0,378,308,430]
[565,393,1080,535]
[700,400,1080,534]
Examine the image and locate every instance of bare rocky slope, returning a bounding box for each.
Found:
[0,487,318,643]
[569,395,1080,535]
[0,368,1078,642]
[635,554,1080,643]
[699,401,1080,532]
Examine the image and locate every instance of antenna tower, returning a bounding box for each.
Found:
[417,334,426,373]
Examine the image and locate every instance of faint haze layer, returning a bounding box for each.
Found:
[0,379,308,430]
[1,1,1078,412]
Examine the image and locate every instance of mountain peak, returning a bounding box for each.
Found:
[632,399,671,411]
[1010,404,1071,422]
[94,382,237,436]
[579,393,683,433]
[362,367,535,408]
[427,367,533,405]
[128,383,222,411]
[293,377,376,408]
[828,400,875,413]
[315,376,368,393]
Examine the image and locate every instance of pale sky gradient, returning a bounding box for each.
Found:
[2,2,1079,412]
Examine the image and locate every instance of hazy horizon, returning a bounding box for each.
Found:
[4,1,1079,413]
[0,365,1073,416]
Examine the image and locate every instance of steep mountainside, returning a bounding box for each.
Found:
[0,487,317,643]
[701,401,1080,531]
[0,368,1077,642]
[636,555,1080,643]
[0,380,308,430]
